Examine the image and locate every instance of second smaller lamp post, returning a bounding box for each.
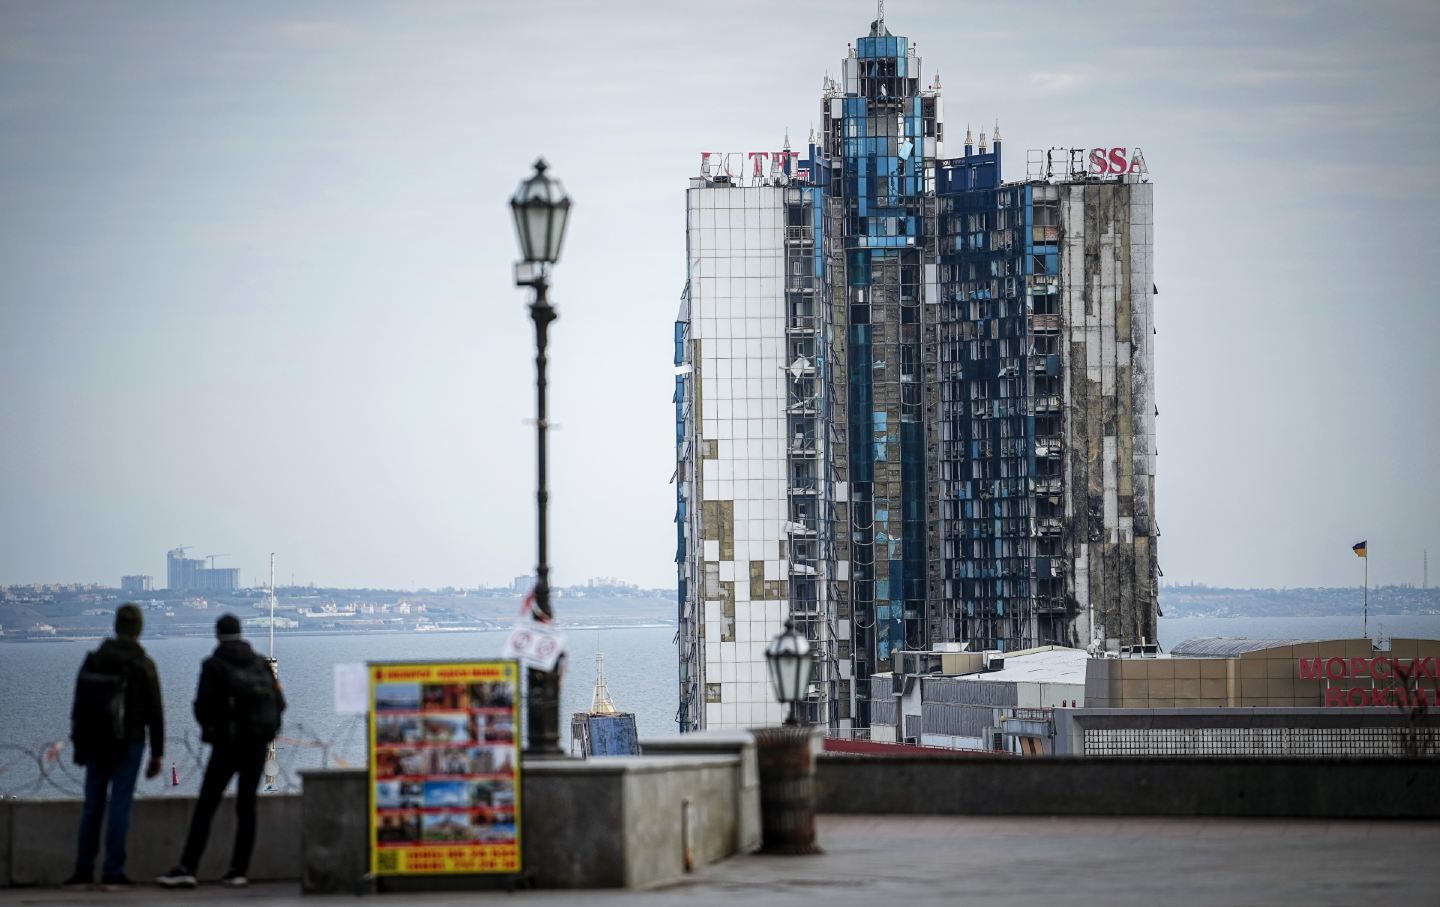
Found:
[765,618,814,726]
[754,618,822,854]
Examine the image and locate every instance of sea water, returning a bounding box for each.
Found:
[3,615,1436,798]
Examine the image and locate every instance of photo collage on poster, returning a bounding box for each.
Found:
[370,662,520,875]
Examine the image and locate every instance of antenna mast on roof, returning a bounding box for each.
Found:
[262,551,280,793]
[268,552,276,659]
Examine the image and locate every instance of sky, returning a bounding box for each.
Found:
[1,0,1437,591]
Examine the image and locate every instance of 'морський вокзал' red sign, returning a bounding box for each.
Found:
[1298,657,1440,707]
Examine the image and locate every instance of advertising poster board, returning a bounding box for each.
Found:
[369,661,521,876]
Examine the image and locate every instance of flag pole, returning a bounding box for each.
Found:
[1363,551,1368,640]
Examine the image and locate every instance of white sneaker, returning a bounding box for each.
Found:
[155,867,197,888]
[219,872,248,888]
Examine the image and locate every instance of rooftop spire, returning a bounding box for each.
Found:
[869,0,891,37]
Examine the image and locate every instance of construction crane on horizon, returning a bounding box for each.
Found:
[206,553,230,568]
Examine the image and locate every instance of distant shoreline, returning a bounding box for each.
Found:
[6,614,1439,644]
[0,622,677,643]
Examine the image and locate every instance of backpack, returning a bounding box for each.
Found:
[225,657,282,743]
[71,653,128,764]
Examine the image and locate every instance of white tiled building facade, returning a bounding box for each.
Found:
[680,185,792,729]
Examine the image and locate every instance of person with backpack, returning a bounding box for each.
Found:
[66,602,165,889]
[156,613,284,890]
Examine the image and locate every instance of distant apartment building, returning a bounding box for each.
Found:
[166,547,238,593]
[120,575,153,594]
[675,11,1158,734]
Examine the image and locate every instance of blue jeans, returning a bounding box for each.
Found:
[74,740,145,879]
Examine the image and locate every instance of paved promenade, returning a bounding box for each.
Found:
[3,815,1437,906]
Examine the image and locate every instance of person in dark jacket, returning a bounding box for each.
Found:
[156,613,284,890]
[66,603,164,889]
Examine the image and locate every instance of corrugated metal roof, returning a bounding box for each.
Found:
[1169,637,1318,657]
[955,646,1089,686]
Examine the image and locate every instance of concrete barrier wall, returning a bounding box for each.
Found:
[13,747,1433,888]
[0,793,302,887]
[5,745,755,891]
[299,751,750,893]
[641,730,760,853]
[0,801,11,885]
[620,756,739,886]
[816,755,1440,818]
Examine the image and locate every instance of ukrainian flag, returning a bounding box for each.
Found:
[1352,540,1367,558]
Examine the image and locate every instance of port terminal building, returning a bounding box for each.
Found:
[864,637,1440,757]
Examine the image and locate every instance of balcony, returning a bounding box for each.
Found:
[789,435,819,458]
[1034,477,1062,495]
[1032,395,1061,414]
[1035,518,1063,537]
[785,519,818,537]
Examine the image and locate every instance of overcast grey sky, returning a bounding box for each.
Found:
[1,0,1436,591]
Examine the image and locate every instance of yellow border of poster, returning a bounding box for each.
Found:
[368,660,522,875]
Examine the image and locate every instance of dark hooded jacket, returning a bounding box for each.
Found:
[72,637,165,759]
[193,638,287,746]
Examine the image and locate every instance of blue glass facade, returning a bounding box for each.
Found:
[808,14,941,728]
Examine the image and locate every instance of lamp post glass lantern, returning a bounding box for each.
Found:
[510,158,572,757]
[510,158,572,267]
[766,618,813,726]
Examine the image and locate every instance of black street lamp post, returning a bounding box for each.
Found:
[510,158,572,758]
[754,618,822,854]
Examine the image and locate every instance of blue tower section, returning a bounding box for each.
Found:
[815,12,939,727]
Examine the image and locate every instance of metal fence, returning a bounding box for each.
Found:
[1083,726,1438,759]
[1058,707,1440,759]
[0,716,367,799]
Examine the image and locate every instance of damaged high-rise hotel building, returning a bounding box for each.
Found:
[674,11,1158,734]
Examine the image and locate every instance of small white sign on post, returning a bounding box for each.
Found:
[333,662,369,714]
[501,619,567,673]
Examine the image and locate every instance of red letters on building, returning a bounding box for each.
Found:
[1298,656,1440,707]
[1082,147,1148,177]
